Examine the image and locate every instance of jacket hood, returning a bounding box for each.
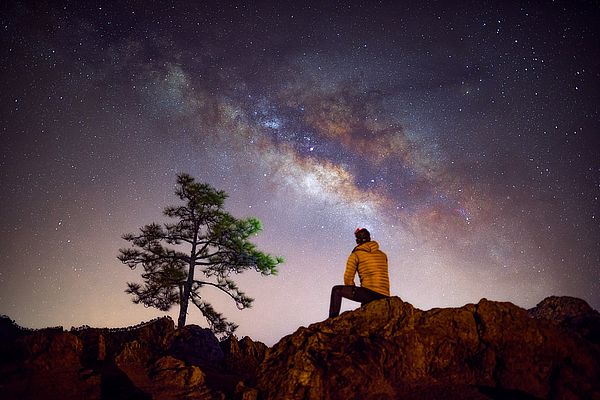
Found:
[354,240,379,252]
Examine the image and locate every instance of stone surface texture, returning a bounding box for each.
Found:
[0,296,598,399]
[253,297,600,400]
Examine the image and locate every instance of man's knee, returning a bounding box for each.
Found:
[331,285,350,297]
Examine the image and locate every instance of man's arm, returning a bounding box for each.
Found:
[344,253,358,285]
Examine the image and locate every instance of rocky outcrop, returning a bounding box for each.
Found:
[1,296,598,399]
[169,324,224,368]
[529,295,600,344]
[0,316,267,399]
[0,322,98,399]
[252,297,600,399]
[221,335,268,378]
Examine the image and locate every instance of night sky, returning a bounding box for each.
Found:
[1,0,599,345]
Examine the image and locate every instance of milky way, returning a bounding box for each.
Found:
[1,1,599,344]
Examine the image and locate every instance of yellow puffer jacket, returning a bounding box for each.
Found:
[344,241,390,296]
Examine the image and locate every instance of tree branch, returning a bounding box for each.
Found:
[193,280,239,303]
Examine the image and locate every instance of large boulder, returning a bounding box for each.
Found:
[167,324,224,367]
[252,297,600,400]
[529,295,600,344]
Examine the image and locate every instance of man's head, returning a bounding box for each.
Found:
[354,228,371,245]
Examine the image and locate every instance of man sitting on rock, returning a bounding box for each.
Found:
[329,228,390,318]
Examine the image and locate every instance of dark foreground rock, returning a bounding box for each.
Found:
[0,316,265,399]
[252,297,600,400]
[528,295,600,345]
[0,296,598,399]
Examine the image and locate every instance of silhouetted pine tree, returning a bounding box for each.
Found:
[118,173,283,337]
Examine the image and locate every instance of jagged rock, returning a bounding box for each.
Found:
[21,330,83,370]
[92,316,176,360]
[529,295,600,344]
[115,339,154,367]
[78,330,106,364]
[151,355,205,387]
[2,297,598,400]
[221,335,268,378]
[528,296,596,322]
[253,297,600,400]
[112,338,155,394]
[235,381,260,400]
[99,338,213,400]
[168,324,224,368]
[0,329,100,399]
[0,317,179,400]
[108,321,217,400]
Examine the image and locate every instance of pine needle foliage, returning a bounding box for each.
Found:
[118,173,283,337]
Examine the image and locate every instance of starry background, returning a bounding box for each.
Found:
[1,0,599,345]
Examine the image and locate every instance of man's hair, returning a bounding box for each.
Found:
[354,228,371,241]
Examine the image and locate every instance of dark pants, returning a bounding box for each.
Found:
[329,285,387,318]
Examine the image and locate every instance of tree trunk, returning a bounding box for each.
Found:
[178,238,197,328]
